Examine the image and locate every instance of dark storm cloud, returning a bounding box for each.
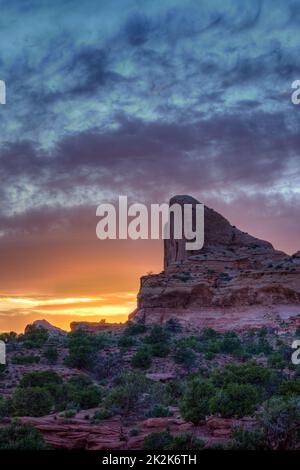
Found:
[0,107,299,223]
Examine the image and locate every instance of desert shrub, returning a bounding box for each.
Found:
[143,430,205,450]
[227,427,266,450]
[19,325,49,349]
[0,364,6,380]
[256,397,300,450]
[209,382,259,418]
[196,330,243,357]
[0,421,48,450]
[19,370,62,388]
[0,331,17,342]
[210,361,278,398]
[11,354,40,364]
[167,432,205,450]
[180,378,214,423]
[176,336,199,350]
[150,342,170,358]
[18,370,64,406]
[165,380,185,405]
[60,409,76,418]
[147,404,172,418]
[248,338,273,356]
[199,327,220,341]
[94,352,123,380]
[65,375,102,409]
[64,329,107,369]
[104,372,150,415]
[143,431,173,450]
[12,387,53,417]
[91,407,113,422]
[131,347,152,369]
[143,325,169,344]
[124,321,146,336]
[118,335,136,348]
[165,318,182,333]
[268,351,285,369]
[0,396,12,417]
[279,378,300,397]
[173,345,196,368]
[219,331,243,355]
[43,345,58,364]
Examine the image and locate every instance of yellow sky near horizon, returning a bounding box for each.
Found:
[0,292,137,333]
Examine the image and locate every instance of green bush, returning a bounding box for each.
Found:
[210,361,278,398]
[165,380,185,405]
[43,345,58,364]
[64,330,109,369]
[12,387,54,417]
[143,430,205,450]
[180,378,214,423]
[18,370,64,406]
[279,378,300,397]
[227,427,265,450]
[256,397,300,450]
[104,372,150,415]
[173,345,196,368]
[94,352,123,380]
[143,325,169,344]
[19,370,62,388]
[168,432,205,450]
[209,382,259,418]
[0,396,12,417]
[242,331,273,355]
[0,421,48,450]
[124,321,147,336]
[147,405,172,418]
[0,331,17,343]
[219,331,242,355]
[91,407,113,422]
[19,325,49,349]
[268,351,285,369]
[65,375,102,409]
[143,431,173,450]
[150,342,170,358]
[199,327,220,341]
[0,364,6,380]
[11,354,40,364]
[196,330,243,357]
[131,347,152,369]
[118,335,136,348]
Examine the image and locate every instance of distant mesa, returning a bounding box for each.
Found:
[131,195,300,331]
[25,319,67,337]
[70,321,124,334]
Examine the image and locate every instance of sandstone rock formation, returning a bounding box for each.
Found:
[19,409,251,449]
[132,196,300,330]
[25,319,66,337]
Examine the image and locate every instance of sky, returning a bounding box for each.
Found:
[0,0,299,332]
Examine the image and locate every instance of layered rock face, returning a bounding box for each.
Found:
[132,196,300,330]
